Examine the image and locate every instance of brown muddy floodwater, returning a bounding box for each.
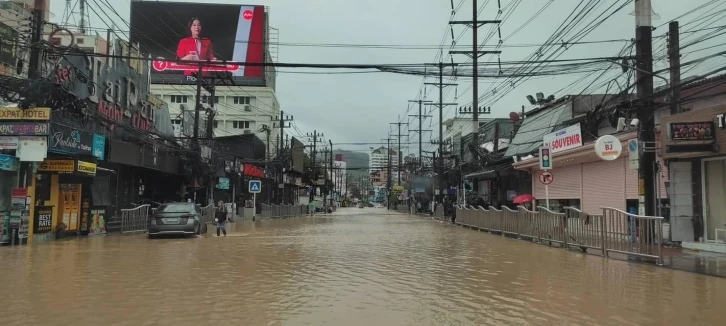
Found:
[1,208,725,325]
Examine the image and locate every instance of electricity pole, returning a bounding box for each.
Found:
[329,139,333,209]
[382,136,393,209]
[634,0,656,217]
[668,21,681,115]
[306,131,323,202]
[277,111,293,204]
[390,118,409,186]
[424,62,457,199]
[450,0,502,148]
[408,99,433,166]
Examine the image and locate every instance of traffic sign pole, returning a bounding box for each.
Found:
[538,171,554,210]
[248,180,262,220]
[545,185,549,210]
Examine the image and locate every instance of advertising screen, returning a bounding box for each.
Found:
[129,1,266,85]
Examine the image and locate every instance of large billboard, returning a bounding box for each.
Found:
[129,1,266,85]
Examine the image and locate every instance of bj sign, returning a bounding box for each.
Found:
[543,123,583,153]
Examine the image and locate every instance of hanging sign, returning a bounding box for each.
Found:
[594,135,622,161]
[0,122,49,135]
[49,124,94,156]
[0,107,51,120]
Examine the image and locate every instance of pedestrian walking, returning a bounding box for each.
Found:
[215,200,227,237]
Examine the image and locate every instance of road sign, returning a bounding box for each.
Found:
[628,139,639,170]
[538,171,554,185]
[248,180,262,193]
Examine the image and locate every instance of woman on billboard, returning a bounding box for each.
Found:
[176,17,216,62]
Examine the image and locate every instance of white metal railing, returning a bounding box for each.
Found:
[454,205,665,265]
[120,204,150,233]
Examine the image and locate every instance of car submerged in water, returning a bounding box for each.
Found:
[148,202,206,238]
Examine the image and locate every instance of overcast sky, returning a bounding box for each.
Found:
[50,0,724,154]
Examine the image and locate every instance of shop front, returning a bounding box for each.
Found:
[32,158,100,242]
[514,131,668,215]
[0,107,52,246]
[660,104,726,252]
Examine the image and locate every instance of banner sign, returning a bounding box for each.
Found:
[543,123,583,153]
[0,122,49,135]
[38,159,76,173]
[76,161,97,176]
[33,206,53,234]
[0,107,51,120]
[669,121,715,141]
[49,124,94,156]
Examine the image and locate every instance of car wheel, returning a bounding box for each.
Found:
[201,223,208,234]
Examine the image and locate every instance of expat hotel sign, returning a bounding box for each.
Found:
[0,107,51,120]
[542,123,583,153]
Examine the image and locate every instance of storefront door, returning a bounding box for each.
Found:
[703,158,726,242]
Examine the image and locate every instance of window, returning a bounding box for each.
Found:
[233,96,251,104]
[213,120,218,128]
[170,95,187,103]
[76,38,84,44]
[201,95,219,103]
[232,121,250,129]
[171,119,182,125]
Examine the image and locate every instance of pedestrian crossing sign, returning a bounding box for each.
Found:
[249,180,262,193]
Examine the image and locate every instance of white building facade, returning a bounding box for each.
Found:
[150,84,280,159]
[369,146,399,184]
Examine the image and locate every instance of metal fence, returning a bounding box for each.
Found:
[258,203,307,218]
[120,204,150,234]
[455,205,665,265]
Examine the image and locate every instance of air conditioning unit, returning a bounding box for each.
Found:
[243,130,252,134]
[243,105,252,112]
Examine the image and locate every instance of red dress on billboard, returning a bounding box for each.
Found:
[176,37,215,76]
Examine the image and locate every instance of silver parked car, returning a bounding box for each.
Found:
[148,202,205,238]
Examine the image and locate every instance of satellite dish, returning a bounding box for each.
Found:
[509,112,520,122]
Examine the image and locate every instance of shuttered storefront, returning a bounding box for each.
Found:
[533,164,581,200]
[582,158,626,214]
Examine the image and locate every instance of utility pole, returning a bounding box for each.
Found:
[307,130,324,202]
[450,1,501,196]
[277,111,293,204]
[668,21,681,115]
[390,118,409,186]
[329,139,333,209]
[635,0,656,217]
[408,99,433,161]
[383,136,393,209]
[424,62,457,199]
[450,0,502,149]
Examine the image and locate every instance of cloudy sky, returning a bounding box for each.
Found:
[49,0,725,154]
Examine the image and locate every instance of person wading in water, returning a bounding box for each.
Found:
[215,200,227,237]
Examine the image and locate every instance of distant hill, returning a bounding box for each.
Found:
[333,149,369,179]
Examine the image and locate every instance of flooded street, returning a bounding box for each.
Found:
[2,208,726,325]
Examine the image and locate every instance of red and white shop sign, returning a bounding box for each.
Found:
[543,123,582,153]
